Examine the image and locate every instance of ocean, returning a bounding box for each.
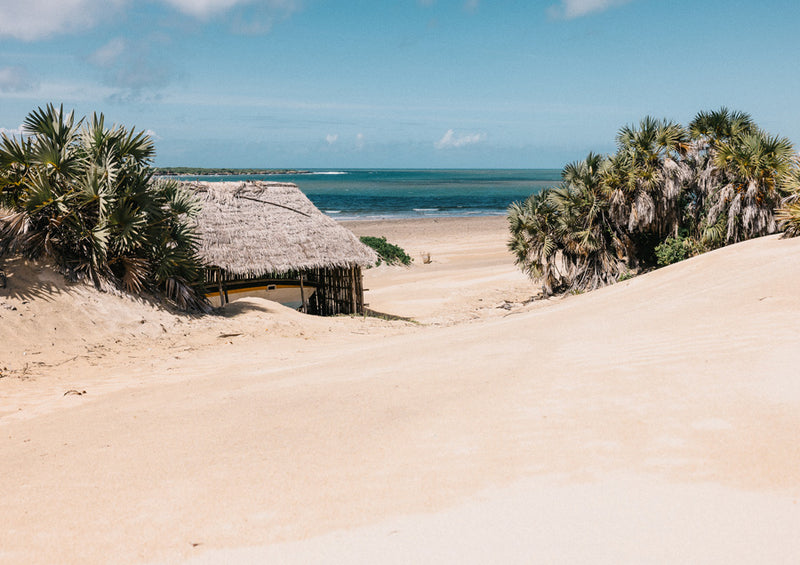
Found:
[175,169,560,220]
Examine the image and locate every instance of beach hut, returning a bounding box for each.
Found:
[191,181,377,315]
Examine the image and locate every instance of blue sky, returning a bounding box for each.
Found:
[1,0,799,168]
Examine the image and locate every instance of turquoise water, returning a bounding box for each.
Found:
[175,169,559,220]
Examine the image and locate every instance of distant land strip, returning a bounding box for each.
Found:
[155,167,311,176]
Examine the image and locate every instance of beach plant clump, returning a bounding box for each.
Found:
[359,236,412,266]
[508,153,625,295]
[654,232,705,267]
[0,104,207,310]
[509,107,796,296]
[776,156,800,238]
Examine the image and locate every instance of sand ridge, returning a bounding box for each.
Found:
[1,217,799,564]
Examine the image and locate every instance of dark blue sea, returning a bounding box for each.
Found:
[175,169,559,220]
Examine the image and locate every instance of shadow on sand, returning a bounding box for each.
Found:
[0,256,189,317]
[213,298,287,318]
[0,257,69,302]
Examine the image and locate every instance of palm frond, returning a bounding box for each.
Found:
[1,105,205,309]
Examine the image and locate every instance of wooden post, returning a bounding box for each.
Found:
[350,266,357,315]
[299,273,305,312]
[216,267,226,307]
[356,266,363,315]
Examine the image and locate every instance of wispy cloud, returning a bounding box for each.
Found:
[219,0,302,33]
[88,37,173,97]
[0,125,25,137]
[355,133,365,150]
[464,0,479,13]
[0,0,301,39]
[548,0,632,19]
[160,0,246,18]
[0,0,125,40]
[5,78,118,104]
[325,133,338,145]
[0,66,38,92]
[435,129,486,149]
[88,38,126,68]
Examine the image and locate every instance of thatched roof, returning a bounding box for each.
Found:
[191,181,377,276]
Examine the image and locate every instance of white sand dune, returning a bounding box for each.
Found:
[1,218,799,564]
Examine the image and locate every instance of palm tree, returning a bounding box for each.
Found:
[551,153,626,290]
[685,108,757,235]
[776,155,800,238]
[706,130,794,243]
[509,153,624,295]
[508,189,563,295]
[687,108,793,244]
[689,107,756,145]
[0,104,205,309]
[603,116,691,265]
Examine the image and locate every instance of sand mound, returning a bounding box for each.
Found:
[2,228,800,564]
[0,258,187,370]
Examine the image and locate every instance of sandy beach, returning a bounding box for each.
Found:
[2,216,800,564]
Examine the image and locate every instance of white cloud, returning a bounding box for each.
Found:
[0,0,125,40]
[464,0,479,12]
[144,129,162,141]
[0,0,300,39]
[355,133,365,150]
[0,125,25,137]
[0,66,38,92]
[161,0,248,18]
[435,129,486,149]
[326,133,338,145]
[87,36,173,95]
[89,38,126,68]
[161,0,301,23]
[549,0,632,19]
[230,0,302,34]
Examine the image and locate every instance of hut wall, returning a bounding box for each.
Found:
[204,265,366,316]
[305,266,366,316]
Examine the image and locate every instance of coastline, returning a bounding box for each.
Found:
[166,169,555,221]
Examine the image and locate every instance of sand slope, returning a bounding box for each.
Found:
[1,222,799,564]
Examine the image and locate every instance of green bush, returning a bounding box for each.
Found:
[618,271,635,282]
[655,234,703,267]
[359,236,412,266]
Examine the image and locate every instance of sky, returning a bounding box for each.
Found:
[1,0,800,169]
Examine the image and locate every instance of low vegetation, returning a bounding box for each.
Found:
[654,233,700,267]
[510,107,800,296]
[0,104,206,310]
[778,160,800,237]
[359,236,412,266]
[155,167,309,176]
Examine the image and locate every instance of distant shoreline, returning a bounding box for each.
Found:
[155,168,311,176]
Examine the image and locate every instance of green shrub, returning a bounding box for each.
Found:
[655,234,704,267]
[359,236,412,266]
[618,271,635,282]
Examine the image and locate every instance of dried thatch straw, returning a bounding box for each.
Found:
[191,181,377,277]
